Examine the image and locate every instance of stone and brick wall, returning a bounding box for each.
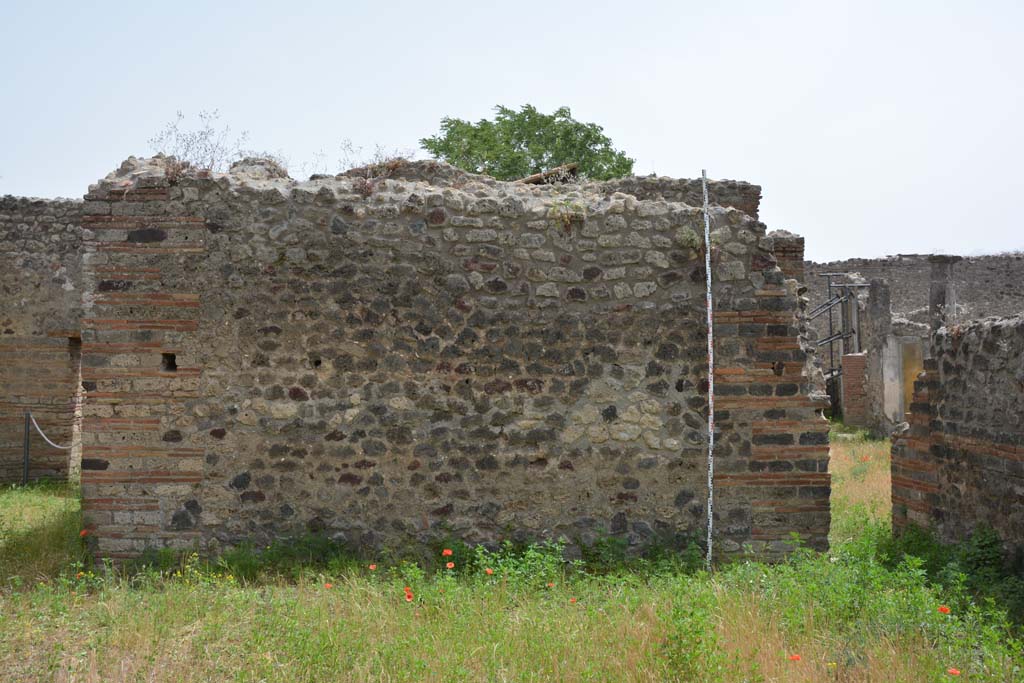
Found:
[0,197,83,482]
[764,231,805,282]
[68,157,829,561]
[891,315,1024,555]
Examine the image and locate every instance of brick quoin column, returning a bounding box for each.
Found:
[79,170,206,561]
[714,246,831,555]
[840,352,868,427]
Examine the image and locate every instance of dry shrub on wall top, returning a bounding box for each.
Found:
[148,110,289,180]
[335,139,416,196]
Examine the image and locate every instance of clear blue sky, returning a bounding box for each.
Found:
[2,0,1021,261]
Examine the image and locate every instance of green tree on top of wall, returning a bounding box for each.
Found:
[420,105,634,181]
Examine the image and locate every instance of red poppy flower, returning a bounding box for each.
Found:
[485,568,494,575]
[405,592,414,603]
[788,654,801,661]
[324,583,333,589]
[569,597,577,604]
[938,605,951,614]
[404,586,411,592]
[79,529,89,538]
[446,561,455,569]
[947,668,961,676]
[368,564,377,571]
[442,548,453,557]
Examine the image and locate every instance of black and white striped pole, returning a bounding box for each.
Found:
[702,169,715,571]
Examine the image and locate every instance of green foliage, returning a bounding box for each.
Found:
[470,540,575,589]
[420,104,634,181]
[828,421,875,441]
[129,533,357,583]
[880,523,1024,623]
[662,577,728,680]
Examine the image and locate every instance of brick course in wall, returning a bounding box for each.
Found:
[891,316,1024,555]
[5,158,830,561]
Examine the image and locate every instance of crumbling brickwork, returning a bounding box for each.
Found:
[764,231,805,282]
[3,157,830,561]
[0,197,83,482]
[891,315,1024,555]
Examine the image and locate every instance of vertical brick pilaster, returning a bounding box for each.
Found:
[79,174,206,561]
[840,353,868,427]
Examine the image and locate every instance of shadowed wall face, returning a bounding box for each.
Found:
[892,316,1024,555]
[0,198,83,482]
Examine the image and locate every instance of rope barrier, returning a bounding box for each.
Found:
[28,412,72,450]
[702,169,715,571]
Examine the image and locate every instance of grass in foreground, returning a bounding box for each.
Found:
[0,481,82,584]
[0,432,1021,682]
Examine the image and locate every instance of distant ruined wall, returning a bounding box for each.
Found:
[0,197,83,482]
[891,316,1024,555]
[805,254,1024,342]
[73,157,828,562]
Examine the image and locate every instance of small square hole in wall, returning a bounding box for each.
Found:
[161,353,178,372]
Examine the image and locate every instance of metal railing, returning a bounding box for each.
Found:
[21,410,72,485]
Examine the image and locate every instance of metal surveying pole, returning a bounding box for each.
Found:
[23,411,30,485]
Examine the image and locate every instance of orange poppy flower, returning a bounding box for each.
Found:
[485,568,494,575]
[788,654,801,661]
[79,529,89,538]
[404,586,411,592]
[442,548,453,557]
[938,605,951,614]
[547,582,555,588]
[569,597,577,604]
[75,572,84,579]
[324,583,333,589]
[368,564,377,571]
[947,668,961,676]
[446,561,455,569]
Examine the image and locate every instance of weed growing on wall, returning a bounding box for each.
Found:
[148,110,289,178]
